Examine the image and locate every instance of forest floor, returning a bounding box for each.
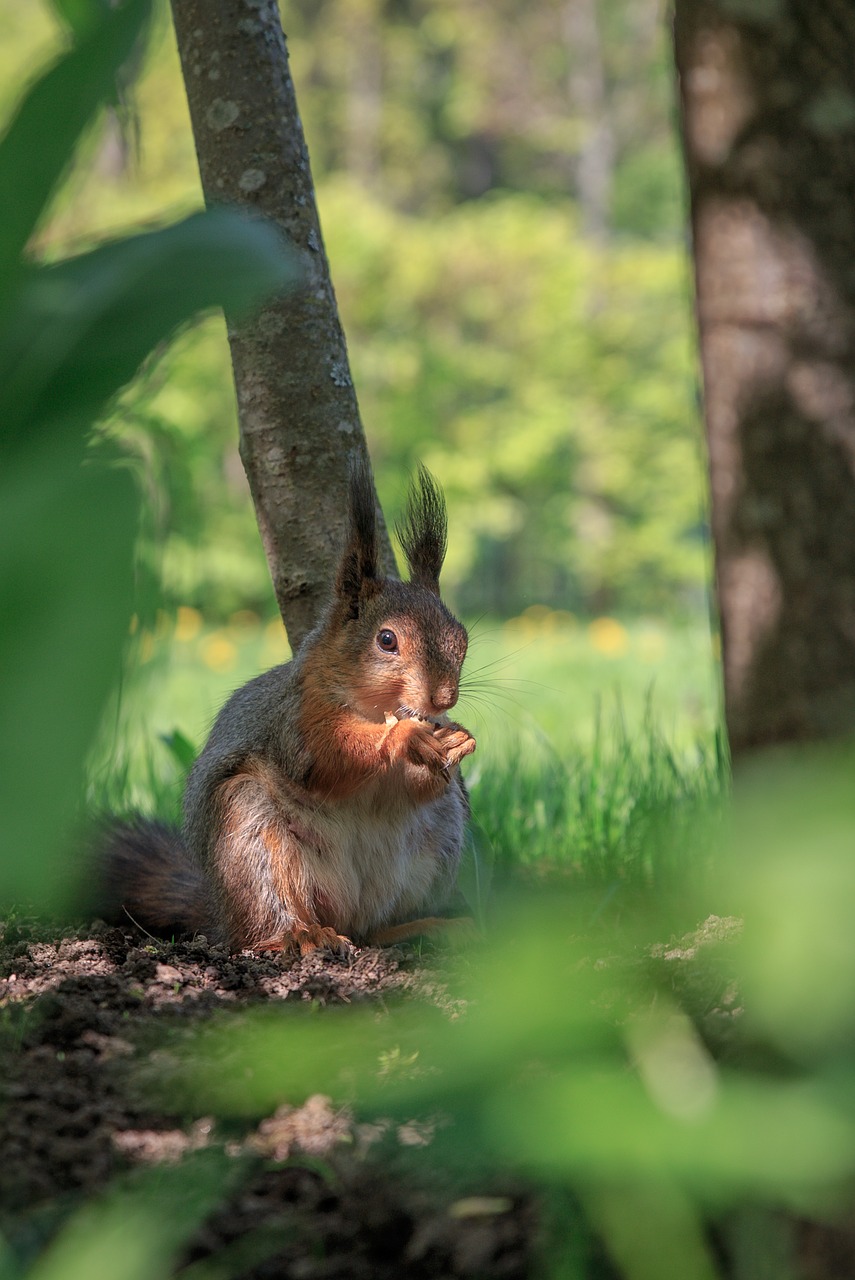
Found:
[5,916,855,1280]
[0,921,537,1279]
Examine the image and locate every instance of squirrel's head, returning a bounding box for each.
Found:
[328,458,468,722]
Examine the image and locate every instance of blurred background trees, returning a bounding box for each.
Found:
[1,0,708,625]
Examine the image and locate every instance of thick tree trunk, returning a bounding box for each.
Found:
[169,0,396,650]
[674,0,855,754]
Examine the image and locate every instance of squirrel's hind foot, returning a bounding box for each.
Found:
[253,923,355,959]
[369,915,478,947]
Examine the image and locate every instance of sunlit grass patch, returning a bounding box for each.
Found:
[465,705,724,926]
[462,611,719,756]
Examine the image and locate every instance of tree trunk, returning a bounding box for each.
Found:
[169,0,396,650]
[674,0,855,754]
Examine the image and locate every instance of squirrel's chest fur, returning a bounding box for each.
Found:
[321,797,461,933]
[257,764,465,937]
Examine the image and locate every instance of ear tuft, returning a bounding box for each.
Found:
[335,453,380,615]
[396,465,448,595]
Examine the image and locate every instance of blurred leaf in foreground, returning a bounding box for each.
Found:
[0,0,300,910]
[0,0,151,293]
[725,745,855,1063]
[25,1151,238,1280]
[0,208,299,449]
[156,758,855,1277]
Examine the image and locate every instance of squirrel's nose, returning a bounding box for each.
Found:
[431,682,457,712]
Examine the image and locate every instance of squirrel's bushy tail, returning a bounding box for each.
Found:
[93,819,214,939]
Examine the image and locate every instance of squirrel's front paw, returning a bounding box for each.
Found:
[381,715,444,769]
[381,717,475,792]
[433,723,476,769]
[400,718,476,772]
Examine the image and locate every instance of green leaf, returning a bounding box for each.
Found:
[160,729,199,774]
[26,1151,240,1280]
[0,0,152,286]
[0,196,300,908]
[0,438,137,910]
[47,0,114,42]
[0,208,301,450]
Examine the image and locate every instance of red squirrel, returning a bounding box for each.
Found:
[98,460,476,954]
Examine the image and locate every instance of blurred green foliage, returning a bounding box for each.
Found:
[325,181,705,617]
[0,0,706,622]
[0,0,298,909]
[285,0,683,228]
[21,1152,239,1280]
[142,747,855,1280]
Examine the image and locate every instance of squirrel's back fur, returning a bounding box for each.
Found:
[96,461,475,952]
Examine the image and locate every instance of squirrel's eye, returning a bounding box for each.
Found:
[377,628,398,653]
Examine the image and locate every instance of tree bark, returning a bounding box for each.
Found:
[169,0,396,650]
[674,0,855,754]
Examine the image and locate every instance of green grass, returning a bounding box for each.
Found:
[467,707,724,874]
[459,610,720,757]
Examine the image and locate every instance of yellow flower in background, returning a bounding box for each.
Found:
[522,604,552,624]
[175,605,203,643]
[201,632,238,672]
[588,617,629,656]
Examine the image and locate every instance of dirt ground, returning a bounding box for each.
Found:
[7,914,853,1280]
[0,920,538,1279]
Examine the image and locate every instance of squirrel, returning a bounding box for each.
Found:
[96,459,476,955]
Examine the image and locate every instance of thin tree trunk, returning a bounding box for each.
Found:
[675,0,855,754]
[169,0,396,650]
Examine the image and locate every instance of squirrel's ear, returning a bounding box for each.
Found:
[396,465,447,595]
[335,454,380,616]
